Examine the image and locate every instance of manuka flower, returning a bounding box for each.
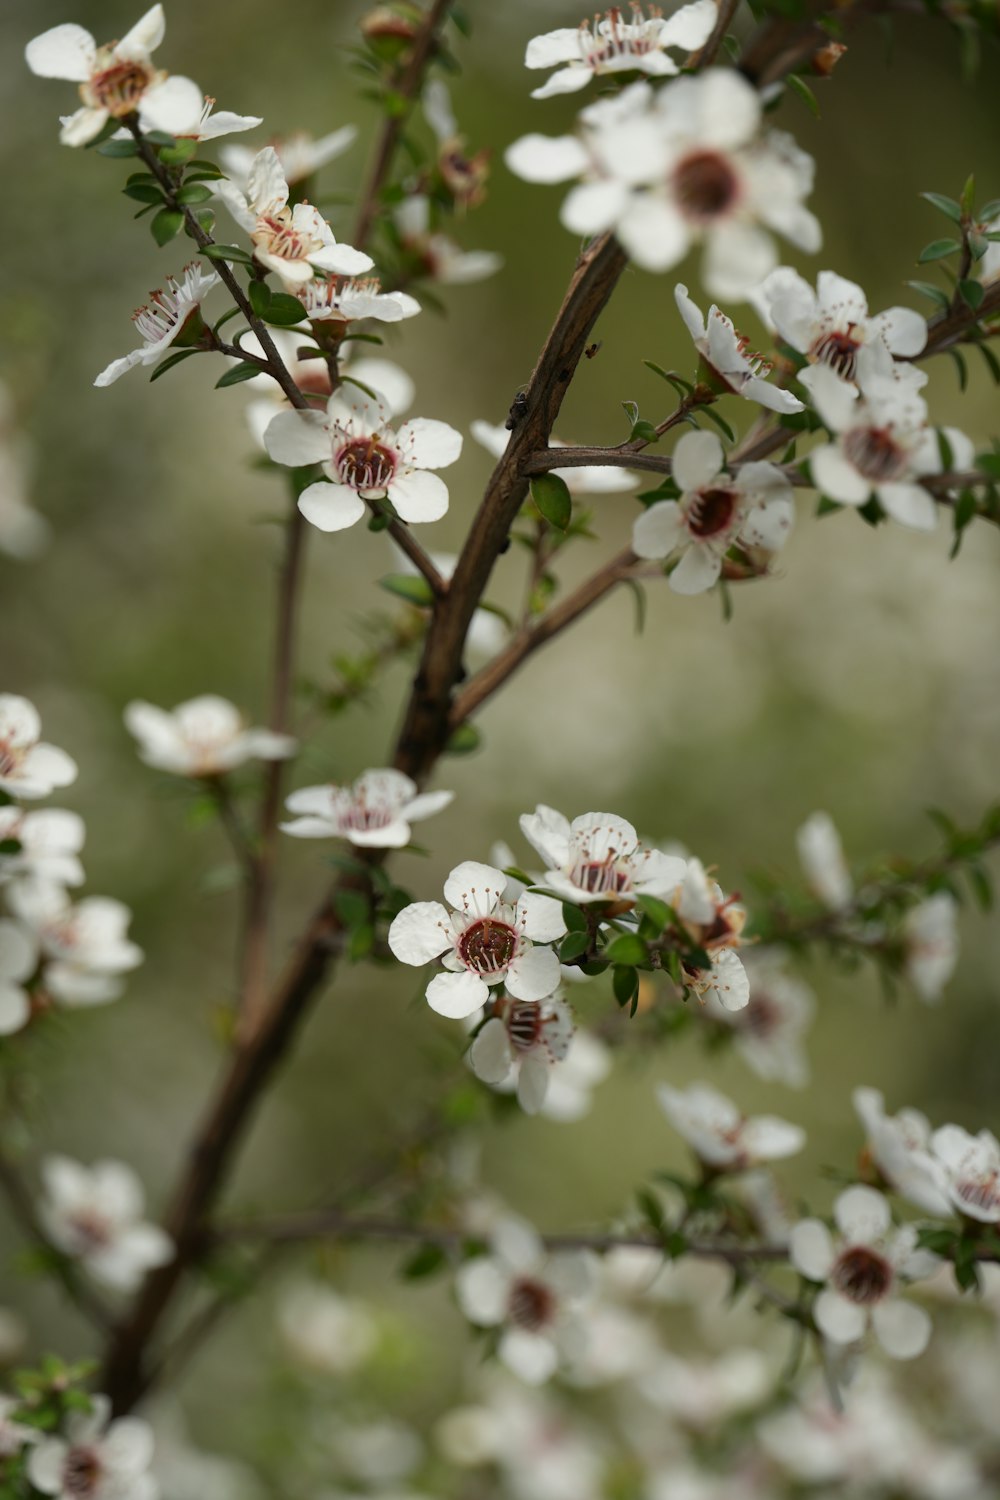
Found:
[0,696,77,800]
[707,951,815,1087]
[218,147,372,285]
[853,1087,951,1217]
[387,861,566,1018]
[525,2,718,98]
[8,883,142,1006]
[902,893,958,1003]
[674,285,803,412]
[657,1081,805,1170]
[220,127,358,191]
[669,855,750,1011]
[281,769,453,848]
[94,264,219,387]
[264,388,462,533]
[125,695,295,777]
[758,267,927,385]
[925,1123,1000,1223]
[0,807,85,889]
[519,807,686,906]
[25,4,203,148]
[297,275,421,328]
[506,72,820,298]
[631,429,794,593]
[28,1398,156,1500]
[796,810,852,911]
[468,992,575,1114]
[790,1185,936,1358]
[394,196,503,284]
[39,1156,173,1292]
[0,921,36,1038]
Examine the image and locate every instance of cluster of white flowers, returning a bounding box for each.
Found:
[24,1395,157,1500]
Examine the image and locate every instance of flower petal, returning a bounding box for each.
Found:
[670,544,721,595]
[872,1297,931,1360]
[790,1218,835,1281]
[426,969,490,1018]
[387,902,451,965]
[25,24,96,80]
[632,501,683,561]
[814,1288,867,1345]
[396,418,463,469]
[387,468,449,524]
[264,409,330,467]
[506,945,561,1002]
[504,134,590,184]
[297,481,366,532]
[673,429,723,493]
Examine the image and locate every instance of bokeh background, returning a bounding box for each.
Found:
[2,0,1000,1487]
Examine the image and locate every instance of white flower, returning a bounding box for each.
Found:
[525,1,718,98]
[0,1394,38,1459]
[298,274,421,327]
[806,363,973,532]
[632,429,794,593]
[281,769,452,848]
[758,267,927,384]
[394,196,502,284]
[505,72,820,299]
[0,920,36,1037]
[708,951,814,1086]
[141,91,261,141]
[0,695,77,800]
[124,695,295,777]
[520,806,685,906]
[469,993,575,1114]
[277,1282,378,1374]
[470,420,638,493]
[539,1031,612,1122]
[28,1395,157,1499]
[902,893,958,1003]
[927,1123,1000,1223]
[455,1217,595,1383]
[220,127,358,190]
[852,1087,951,1217]
[39,1156,173,1292]
[790,1184,936,1358]
[674,285,803,412]
[0,807,85,888]
[94,264,219,387]
[387,860,566,1019]
[657,1081,805,1169]
[668,855,750,1012]
[217,147,372,285]
[8,882,142,1006]
[796,810,852,910]
[264,388,462,533]
[638,1347,772,1427]
[25,4,203,149]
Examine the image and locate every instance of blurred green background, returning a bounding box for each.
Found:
[2,0,1000,1480]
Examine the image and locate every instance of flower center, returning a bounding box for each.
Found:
[506,1000,545,1053]
[831,1245,893,1305]
[0,739,23,779]
[672,151,740,222]
[458,917,518,976]
[570,857,631,896]
[132,281,192,347]
[340,801,394,832]
[84,57,155,115]
[508,1276,556,1332]
[302,275,383,323]
[336,437,397,494]
[955,1171,1000,1219]
[255,211,314,265]
[743,990,781,1039]
[842,426,908,483]
[687,486,738,540]
[63,1445,103,1498]
[582,5,663,66]
[811,327,862,381]
[68,1209,113,1253]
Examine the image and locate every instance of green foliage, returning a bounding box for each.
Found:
[529,473,573,532]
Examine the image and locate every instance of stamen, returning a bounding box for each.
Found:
[458,917,518,975]
[686,486,738,540]
[336,437,397,493]
[842,426,908,483]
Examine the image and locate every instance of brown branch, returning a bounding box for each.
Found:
[0,1152,115,1332]
[693,0,744,69]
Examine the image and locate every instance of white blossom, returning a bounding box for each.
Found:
[25,4,203,149]
[39,1156,172,1292]
[675,285,803,412]
[455,1217,595,1383]
[505,72,820,299]
[707,950,814,1086]
[0,696,77,800]
[0,920,36,1037]
[926,1123,1000,1223]
[298,274,421,327]
[0,808,85,889]
[8,883,142,1006]
[394,196,502,284]
[668,855,750,1012]
[758,267,926,384]
[853,1086,952,1217]
[265,388,462,533]
[388,860,565,1019]
[796,810,852,910]
[282,769,452,848]
[525,2,718,98]
[220,127,358,190]
[217,147,372,285]
[657,1082,805,1169]
[632,429,794,593]
[277,1282,378,1374]
[94,264,219,387]
[468,992,575,1114]
[471,420,638,493]
[790,1184,936,1358]
[520,806,685,906]
[125,695,295,777]
[638,1347,772,1427]
[28,1395,157,1500]
[539,1030,612,1122]
[903,893,958,1003]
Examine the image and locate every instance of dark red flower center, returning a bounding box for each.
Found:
[508,1276,556,1331]
[336,437,396,493]
[87,59,154,114]
[63,1446,102,1498]
[506,1001,545,1053]
[458,918,518,975]
[687,486,738,540]
[672,151,740,221]
[832,1245,893,1305]
[842,427,907,483]
[811,327,862,382]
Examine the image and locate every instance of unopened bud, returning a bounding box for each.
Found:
[810,40,847,77]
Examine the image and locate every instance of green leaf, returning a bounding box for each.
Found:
[150,207,184,246]
[905,279,951,311]
[334,889,370,928]
[96,137,140,158]
[959,278,985,311]
[215,360,262,388]
[960,172,977,218]
[264,293,308,327]
[445,723,482,756]
[149,348,199,382]
[637,894,669,930]
[530,473,572,531]
[559,930,591,962]
[919,191,962,223]
[123,182,164,204]
[968,863,993,910]
[917,237,962,264]
[975,341,1000,384]
[629,419,659,443]
[561,902,589,933]
[612,964,640,1007]
[786,73,820,116]
[200,243,254,265]
[947,349,968,392]
[698,406,735,442]
[158,137,198,166]
[379,573,435,607]
[248,281,271,317]
[604,932,648,966]
[626,578,647,636]
[401,1242,448,1279]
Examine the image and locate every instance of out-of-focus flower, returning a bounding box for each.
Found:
[8,883,142,1005]
[125,695,295,777]
[796,810,852,910]
[0,808,85,889]
[758,267,926,384]
[902,893,958,1003]
[469,992,575,1113]
[0,920,36,1036]
[0,1394,37,1459]
[524,2,718,98]
[422,80,492,209]
[707,951,814,1085]
[265,388,462,533]
[657,1082,806,1169]
[926,1123,1000,1223]
[39,1156,173,1292]
[790,1184,936,1358]
[632,429,793,593]
[520,807,685,906]
[675,285,803,412]
[281,769,452,848]
[94,264,219,387]
[539,1030,612,1122]
[639,1347,772,1428]
[28,1395,156,1499]
[0,697,77,801]
[394,196,503,284]
[0,382,48,561]
[506,72,820,298]
[277,1282,379,1374]
[220,127,358,190]
[471,420,638,493]
[853,1086,951,1216]
[390,545,508,658]
[669,855,750,1011]
[388,860,565,1018]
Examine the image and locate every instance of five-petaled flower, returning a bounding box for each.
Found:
[708,951,815,1087]
[790,1184,936,1359]
[281,769,453,848]
[28,1395,156,1500]
[39,1155,173,1292]
[674,284,803,413]
[524,1,718,99]
[520,807,685,907]
[853,1087,951,1217]
[669,855,750,1012]
[265,388,463,533]
[657,1081,806,1170]
[468,992,575,1114]
[95,264,220,388]
[902,893,958,1003]
[8,883,143,1006]
[631,429,794,593]
[925,1123,1000,1223]
[796,810,852,911]
[297,275,421,329]
[0,808,86,890]
[125,694,296,778]
[758,267,926,386]
[388,860,566,1018]
[0,696,77,801]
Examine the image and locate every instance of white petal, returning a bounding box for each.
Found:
[699,69,761,149]
[834,1183,891,1243]
[119,4,165,56]
[247,146,289,213]
[25,24,95,80]
[518,892,567,944]
[519,806,571,870]
[876,482,937,532]
[872,306,927,357]
[814,1288,867,1345]
[28,1440,69,1493]
[0,921,37,985]
[674,282,706,341]
[310,241,374,276]
[59,107,109,148]
[297,481,366,532]
[387,902,451,965]
[396,418,463,469]
[741,1115,806,1160]
[388,468,449,523]
[632,501,683,560]
[616,195,690,272]
[669,544,721,595]
[469,1017,513,1084]
[706,950,751,1012]
[561,179,630,236]
[790,1218,835,1281]
[517,1054,550,1114]
[658,0,718,48]
[443,862,507,910]
[404,790,454,823]
[426,969,490,1019]
[506,946,561,1002]
[673,429,723,492]
[702,221,776,301]
[456,1258,508,1324]
[499,1328,559,1384]
[810,443,871,505]
[872,1298,931,1359]
[530,67,595,100]
[504,134,590,184]
[493,1217,544,1272]
[524,29,586,68]
[264,409,330,468]
[0,983,30,1036]
[138,75,205,135]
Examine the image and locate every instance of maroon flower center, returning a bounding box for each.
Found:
[69,1210,113,1252]
[831,1246,893,1305]
[687,486,738,540]
[85,59,154,115]
[336,437,397,493]
[506,1001,545,1053]
[508,1276,556,1332]
[956,1172,1000,1219]
[0,740,21,778]
[570,856,631,896]
[458,918,518,975]
[842,427,907,483]
[672,151,740,222]
[340,803,393,832]
[811,327,862,382]
[63,1446,102,1498]
[256,213,312,263]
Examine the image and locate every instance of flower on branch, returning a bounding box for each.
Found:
[217,147,373,286]
[670,855,750,1011]
[657,1081,806,1169]
[8,882,142,1006]
[853,1087,952,1217]
[520,807,686,908]
[0,919,37,1037]
[924,1123,1000,1223]
[39,1156,173,1292]
[524,2,719,99]
[28,1394,156,1499]
[0,808,85,890]
[902,893,958,1003]
[281,769,453,848]
[0,695,77,801]
[422,80,493,210]
[94,264,220,388]
[394,196,503,285]
[632,430,793,593]
[265,389,462,533]
[796,810,852,912]
[471,421,638,493]
[505,72,820,298]
[297,275,421,328]
[790,1184,937,1359]
[25,4,203,148]
[468,991,575,1114]
[758,268,927,386]
[125,695,296,777]
[674,285,803,413]
[221,127,359,191]
[388,860,566,1019]
[0,1395,38,1461]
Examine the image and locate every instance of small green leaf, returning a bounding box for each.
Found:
[637,894,669,930]
[445,724,482,756]
[175,183,213,206]
[786,73,820,116]
[698,406,735,442]
[215,360,262,388]
[919,191,962,223]
[151,208,184,246]
[612,964,640,1007]
[379,573,435,607]
[123,181,164,204]
[629,418,659,443]
[530,473,572,531]
[248,281,271,317]
[946,349,968,392]
[96,137,140,158]
[149,348,199,382]
[264,293,308,327]
[905,279,951,311]
[958,278,985,311]
[200,243,254,265]
[960,172,976,217]
[334,889,370,927]
[402,1243,448,1279]
[917,238,962,264]
[559,930,591,962]
[604,932,648,966]
[562,902,589,933]
[158,137,198,166]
